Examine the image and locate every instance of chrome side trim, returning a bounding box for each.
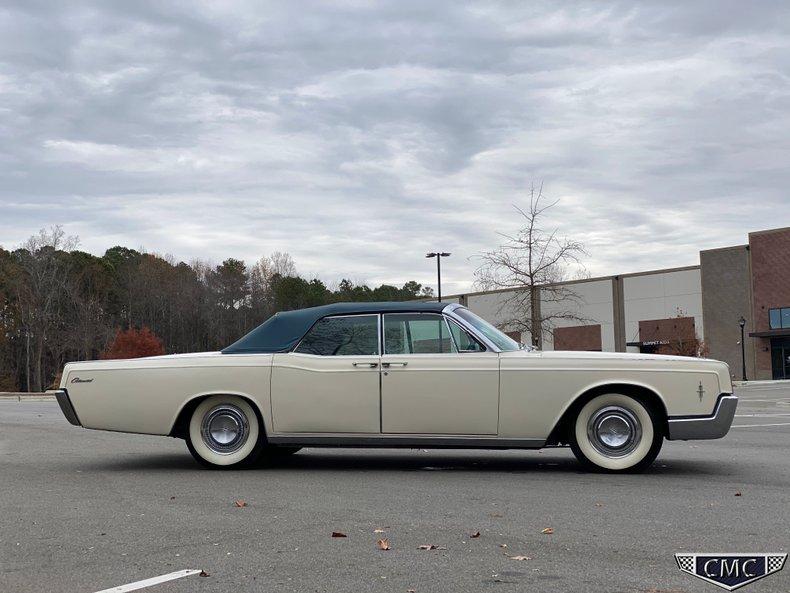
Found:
[49,389,81,426]
[267,434,545,449]
[666,394,738,440]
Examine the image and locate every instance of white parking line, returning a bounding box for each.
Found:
[732,422,790,428]
[735,413,790,417]
[93,569,202,593]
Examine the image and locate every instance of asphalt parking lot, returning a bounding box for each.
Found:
[1,384,789,593]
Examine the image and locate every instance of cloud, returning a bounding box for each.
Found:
[1,0,789,294]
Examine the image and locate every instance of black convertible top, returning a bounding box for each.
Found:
[221,301,450,354]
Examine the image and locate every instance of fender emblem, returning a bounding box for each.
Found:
[70,377,94,384]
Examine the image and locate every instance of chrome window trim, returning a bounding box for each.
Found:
[381,311,458,355]
[291,313,382,356]
[443,304,503,353]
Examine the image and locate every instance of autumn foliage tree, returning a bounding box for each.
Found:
[101,327,165,360]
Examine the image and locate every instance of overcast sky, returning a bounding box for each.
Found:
[1,1,789,294]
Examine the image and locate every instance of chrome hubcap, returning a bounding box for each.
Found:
[587,405,641,458]
[201,405,249,455]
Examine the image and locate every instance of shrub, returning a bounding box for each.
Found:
[102,327,165,360]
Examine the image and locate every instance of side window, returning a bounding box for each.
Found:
[384,313,457,354]
[447,318,485,352]
[295,315,379,356]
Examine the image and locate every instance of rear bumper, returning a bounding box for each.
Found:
[666,394,738,440]
[48,389,81,426]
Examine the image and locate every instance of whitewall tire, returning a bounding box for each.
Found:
[570,393,663,473]
[186,395,264,469]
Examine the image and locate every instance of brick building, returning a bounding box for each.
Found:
[445,226,790,380]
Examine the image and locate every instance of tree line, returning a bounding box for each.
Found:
[0,227,433,392]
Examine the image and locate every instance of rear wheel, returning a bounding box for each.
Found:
[569,393,663,473]
[186,395,265,469]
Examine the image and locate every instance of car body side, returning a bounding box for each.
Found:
[59,347,733,444]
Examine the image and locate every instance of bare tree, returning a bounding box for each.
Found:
[474,184,588,348]
[249,252,298,320]
[13,226,79,391]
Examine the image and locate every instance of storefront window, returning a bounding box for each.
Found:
[769,307,790,329]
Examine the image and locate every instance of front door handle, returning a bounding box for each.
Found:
[381,362,408,368]
[352,362,378,368]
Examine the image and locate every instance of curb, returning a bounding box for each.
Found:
[0,393,56,402]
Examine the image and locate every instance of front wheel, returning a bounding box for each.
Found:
[569,393,663,473]
[186,395,265,469]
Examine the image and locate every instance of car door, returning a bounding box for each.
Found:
[380,312,499,435]
[270,314,381,433]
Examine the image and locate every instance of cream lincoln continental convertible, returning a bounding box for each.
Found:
[52,302,737,472]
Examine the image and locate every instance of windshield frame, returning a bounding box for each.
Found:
[444,305,522,352]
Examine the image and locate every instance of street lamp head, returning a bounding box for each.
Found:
[738,316,746,328]
[425,252,451,258]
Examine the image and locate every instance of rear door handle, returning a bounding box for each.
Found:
[381,362,408,368]
[352,362,378,368]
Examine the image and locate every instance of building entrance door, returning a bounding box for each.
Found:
[771,338,790,380]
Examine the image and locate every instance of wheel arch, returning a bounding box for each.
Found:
[169,392,269,440]
[545,381,669,446]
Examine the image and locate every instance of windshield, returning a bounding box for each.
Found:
[454,308,521,352]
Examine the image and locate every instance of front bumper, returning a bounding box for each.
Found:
[667,394,738,440]
[48,389,81,426]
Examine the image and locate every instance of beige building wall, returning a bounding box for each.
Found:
[540,279,616,352]
[452,267,702,355]
[622,267,703,352]
[700,246,754,380]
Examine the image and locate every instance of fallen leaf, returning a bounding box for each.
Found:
[488,512,503,518]
[377,538,390,551]
[418,544,438,550]
[510,555,532,561]
[373,528,385,533]
[331,531,347,538]
[594,502,603,507]
[234,500,247,508]
[170,496,176,500]
[541,527,554,535]
[499,544,508,548]
[199,570,210,578]
[407,590,416,593]
[470,531,481,538]
[734,491,742,497]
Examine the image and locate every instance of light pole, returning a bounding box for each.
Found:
[426,252,450,302]
[738,316,747,382]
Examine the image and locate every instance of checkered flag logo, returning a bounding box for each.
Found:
[675,554,695,573]
[767,554,786,574]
